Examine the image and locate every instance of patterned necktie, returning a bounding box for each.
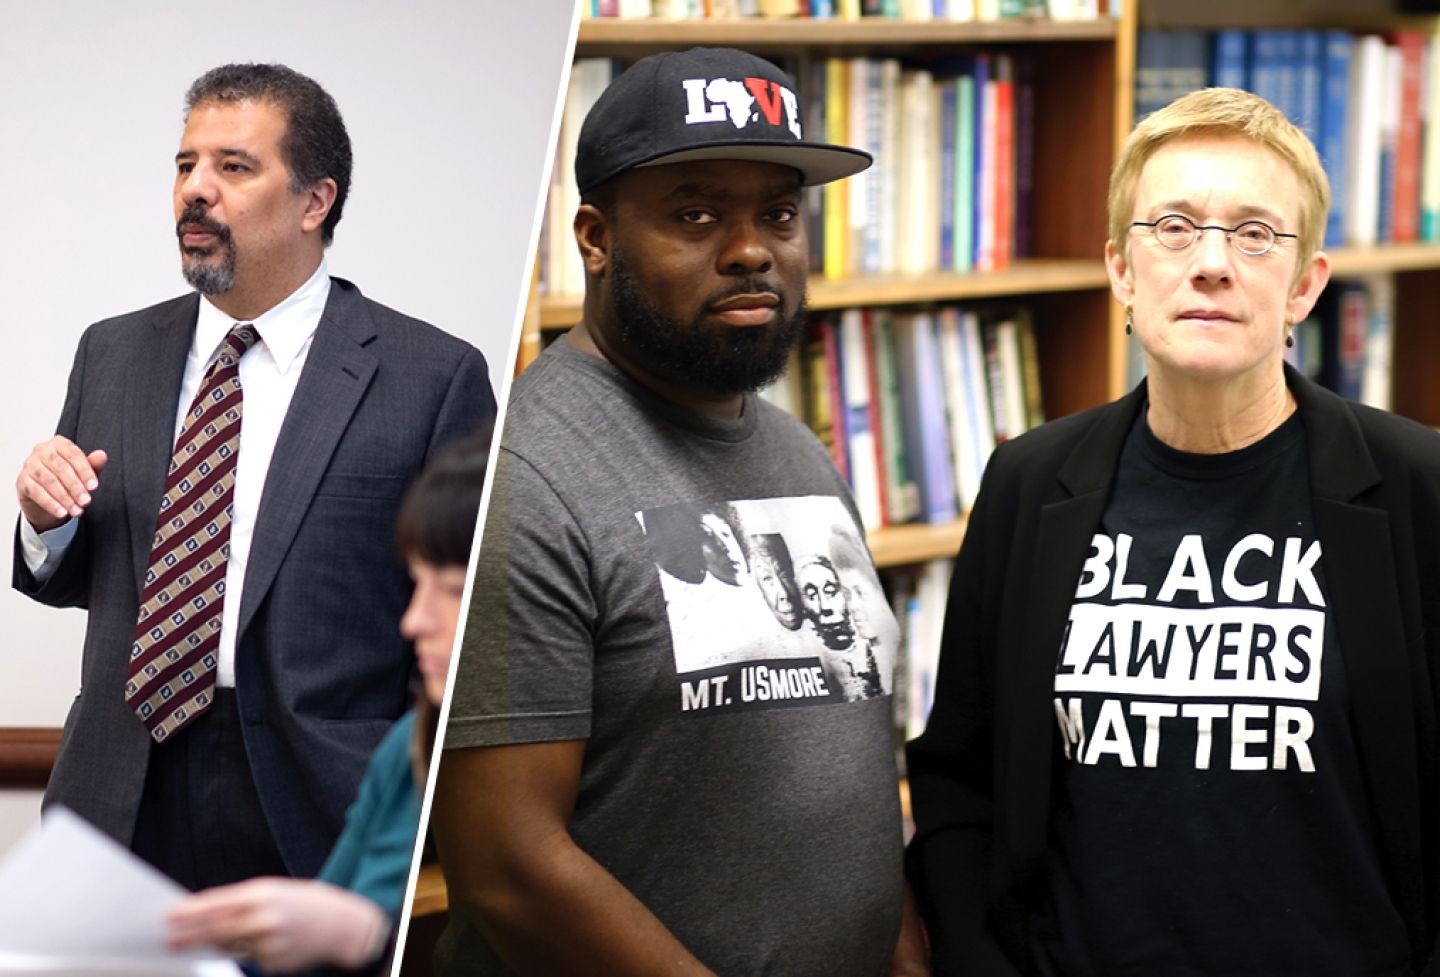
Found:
[126,324,260,742]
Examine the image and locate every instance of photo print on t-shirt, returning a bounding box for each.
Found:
[1055,531,1327,773]
[637,494,898,717]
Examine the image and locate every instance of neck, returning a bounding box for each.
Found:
[1145,362,1295,453]
[206,249,323,322]
[567,315,746,422]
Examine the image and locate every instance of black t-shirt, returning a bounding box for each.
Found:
[1032,409,1411,977]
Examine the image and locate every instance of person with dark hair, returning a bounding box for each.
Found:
[432,47,926,977]
[12,62,494,889]
[168,430,491,975]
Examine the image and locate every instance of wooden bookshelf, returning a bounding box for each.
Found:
[868,516,969,568]
[538,257,1111,330]
[413,863,449,917]
[1326,242,1440,277]
[576,16,1118,54]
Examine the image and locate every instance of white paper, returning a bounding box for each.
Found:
[0,807,242,976]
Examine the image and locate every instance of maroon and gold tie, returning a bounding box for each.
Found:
[126,324,259,742]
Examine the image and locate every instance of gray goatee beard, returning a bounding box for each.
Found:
[182,244,236,295]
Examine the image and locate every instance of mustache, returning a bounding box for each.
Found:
[175,205,232,244]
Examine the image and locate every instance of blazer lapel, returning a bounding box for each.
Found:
[123,295,198,592]
[235,280,378,640]
[1007,385,1146,862]
[1293,368,1424,932]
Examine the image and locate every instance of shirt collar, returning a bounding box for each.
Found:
[194,258,332,373]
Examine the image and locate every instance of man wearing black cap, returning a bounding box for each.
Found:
[432,48,928,977]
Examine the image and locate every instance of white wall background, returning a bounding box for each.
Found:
[0,0,577,849]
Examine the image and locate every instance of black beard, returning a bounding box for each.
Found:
[177,204,236,295]
[609,248,806,395]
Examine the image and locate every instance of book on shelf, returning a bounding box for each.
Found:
[1133,26,1440,249]
[580,0,1106,18]
[1288,275,1394,411]
[887,558,954,766]
[791,304,1043,530]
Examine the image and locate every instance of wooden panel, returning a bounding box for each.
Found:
[1390,270,1440,426]
[1328,243,1440,276]
[869,517,969,568]
[1031,289,1114,418]
[412,862,449,916]
[1031,43,1115,259]
[0,727,60,788]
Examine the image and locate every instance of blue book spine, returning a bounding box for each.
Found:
[1296,30,1322,144]
[1266,31,1300,123]
[1250,30,1281,105]
[811,0,834,15]
[1212,29,1250,89]
[1135,30,1170,121]
[1378,142,1396,243]
[939,80,957,272]
[1320,30,1352,247]
[1170,30,1209,101]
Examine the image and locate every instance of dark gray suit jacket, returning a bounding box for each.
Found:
[13,277,496,876]
[908,366,1440,976]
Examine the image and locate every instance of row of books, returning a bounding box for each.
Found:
[1288,274,1395,410]
[540,53,1038,297]
[581,0,1110,21]
[1136,27,1440,248]
[887,558,952,767]
[764,305,1045,530]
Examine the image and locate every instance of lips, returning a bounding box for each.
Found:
[1177,309,1238,322]
[708,292,780,326]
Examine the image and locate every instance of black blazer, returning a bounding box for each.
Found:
[907,365,1440,976]
[13,278,495,876]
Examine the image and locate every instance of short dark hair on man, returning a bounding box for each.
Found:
[185,63,353,245]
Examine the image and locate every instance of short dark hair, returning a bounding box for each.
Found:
[395,427,493,568]
[185,63,352,245]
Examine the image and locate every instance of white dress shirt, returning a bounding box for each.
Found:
[22,259,332,686]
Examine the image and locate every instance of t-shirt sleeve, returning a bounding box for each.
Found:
[443,446,595,748]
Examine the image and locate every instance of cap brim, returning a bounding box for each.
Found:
[635,141,873,187]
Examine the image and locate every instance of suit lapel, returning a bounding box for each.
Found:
[236,279,378,640]
[1007,385,1146,861]
[123,295,198,592]
[1293,369,1423,929]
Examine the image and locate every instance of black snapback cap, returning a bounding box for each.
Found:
[575,47,873,194]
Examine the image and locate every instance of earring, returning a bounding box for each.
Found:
[1284,318,1295,349]
[1125,307,1133,336]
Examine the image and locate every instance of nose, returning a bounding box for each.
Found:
[400,590,432,640]
[1189,226,1234,283]
[717,218,773,275]
[178,162,217,209]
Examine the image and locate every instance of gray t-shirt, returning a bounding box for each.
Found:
[439,340,905,977]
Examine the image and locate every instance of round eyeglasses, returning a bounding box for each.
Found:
[1131,214,1299,257]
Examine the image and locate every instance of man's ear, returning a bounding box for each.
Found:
[300,178,338,236]
[574,204,611,278]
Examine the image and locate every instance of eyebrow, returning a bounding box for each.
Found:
[174,148,263,166]
[1150,199,1288,227]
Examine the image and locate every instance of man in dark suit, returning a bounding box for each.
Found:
[12,63,494,889]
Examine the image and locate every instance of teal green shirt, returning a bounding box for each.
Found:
[316,710,421,918]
